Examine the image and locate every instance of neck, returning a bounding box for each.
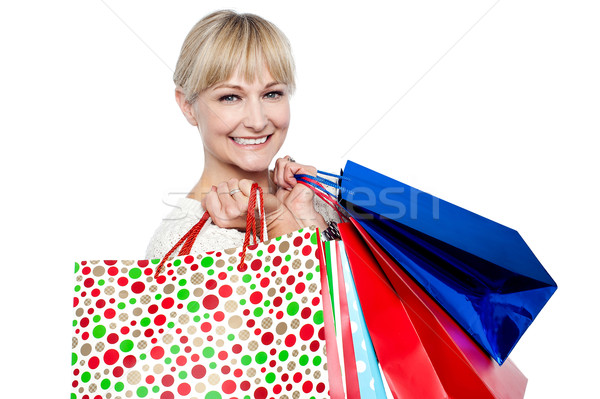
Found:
[188,155,273,202]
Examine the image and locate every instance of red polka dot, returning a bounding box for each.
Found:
[286,275,295,285]
[268,244,276,253]
[260,277,270,288]
[310,340,320,352]
[154,314,167,326]
[284,334,296,347]
[221,365,230,374]
[131,281,145,294]
[302,380,313,393]
[240,380,251,391]
[249,291,263,305]
[261,332,274,345]
[162,374,174,387]
[88,356,99,369]
[120,326,129,335]
[250,259,262,271]
[276,311,284,319]
[218,351,228,361]
[273,297,282,307]
[318,327,325,340]
[312,297,321,306]
[205,279,217,290]
[234,368,243,377]
[253,387,268,399]
[222,380,236,394]
[103,349,119,365]
[203,295,219,310]
[316,382,326,393]
[148,304,159,314]
[81,332,89,340]
[201,322,212,332]
[83,278,94,288]
[273,256,282,266]
[162,297,174,309]
[293,372,302,383]
[146,375,155,384]
[232,344,242,354]
[104,260,118,266]
[80,317,89,328]
[112,366,123,377]
[156,275,166,284]
[300,324,314,341]
[117,277,128,286]
[82,267,91,275]
[160,392,174,399]
[281,266,289,275]
[274,384,282,394]
[95,299,106,308]
[104,308,116,319]
[107,333,119,344]
[138,260,149,267]
[214,311,225,322]
[150,346,164,360]
[218,285,232,298]
[123,355,136,368]
[293,236,303,247]
[218,272,227,280]
[108,267,118,276]
[302,245,312,256]
[295,283,305,294]
[191,365,206,379]
[184,255,194,264]
[176,355,187,366]
[300,307,311,319]
[177,383,191,395]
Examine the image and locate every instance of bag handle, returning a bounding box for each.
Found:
[154,183,266,278]
[295,172,350,223]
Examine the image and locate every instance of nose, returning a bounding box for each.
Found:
[243,99,268,132]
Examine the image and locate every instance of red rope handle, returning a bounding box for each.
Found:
[297,179,350,223]
[153,211,210,279]
[238,183,265,272]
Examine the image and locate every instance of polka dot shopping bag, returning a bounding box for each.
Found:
[71,187,344,399]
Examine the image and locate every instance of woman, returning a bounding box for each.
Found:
[145,10,338,260]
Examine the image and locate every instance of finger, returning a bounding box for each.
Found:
[273,157,289,189]
[238,179,255,197]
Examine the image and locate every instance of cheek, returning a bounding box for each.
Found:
[271,102,291,130]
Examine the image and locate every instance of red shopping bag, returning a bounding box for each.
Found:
[339,221,528,399]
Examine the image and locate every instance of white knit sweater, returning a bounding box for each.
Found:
[145,195,340,260]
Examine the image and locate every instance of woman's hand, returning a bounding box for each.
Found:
[273,156,327,230]
[201,179,253,231]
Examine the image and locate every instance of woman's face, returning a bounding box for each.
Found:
[190,67,290,173]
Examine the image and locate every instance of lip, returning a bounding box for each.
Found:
[229,134,273,149]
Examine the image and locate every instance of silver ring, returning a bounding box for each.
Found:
[286,156,295,163]
[229,188,242,196]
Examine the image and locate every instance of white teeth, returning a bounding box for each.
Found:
[232,136,268,145]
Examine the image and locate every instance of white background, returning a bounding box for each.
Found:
[1,0,598,397]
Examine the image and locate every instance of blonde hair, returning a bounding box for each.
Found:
[174,10,296,103]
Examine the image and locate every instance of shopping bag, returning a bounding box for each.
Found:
[71,184,342,398]
[297,161,557,364]
[340,221,527,398]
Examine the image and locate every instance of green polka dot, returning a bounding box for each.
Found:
[74,262,80,273]
[203,313,210,319]
[136,386,148,397]
[316,265,320,272]
[152,386,160,393]
[299,354,309,366]
[193,316,200,322]
[207,269,215,276]
[92,325,106,339]
[227,334,235,341]
[285,255,291,261]
[140,353,146,360]
[71,352,77,366]
[257,250,263,256]
[171,345,180,354]
[313,355,322,366]
[140,317,151,327]
[81,372,91,383]
[241,355,252,365]
[128,268,142,279]
[74,285,81,292]
[174,259,181,266]
[209,362,217,369]
[72,320,77,327]
[129,298,136,305]
[263,300,271,307]
[306,272,313,281]
[203,347,214,358]
[164,357,172,364]
[276,236,282,241]
[98,279,105,286]
[285,292,293,301]
[150,258,160,264]
[179,371,187,379]
[313,310,324,325]
[205,391,222,399]
[115,382,124,392]
[264,266,270,272]
[227,266,233,271]
[287,302,299,316]
[71,394,76,399]
[240,299,246,305]
[120,339,134,352]
[100,378,111,390]
[242,274,251,283]
[92,315,100,323]
[265,372,276,383]
[255,351,267,364]
[250,284,256,290]
[201,257,214,268]
[298,228,304,233]
[168,321,176,328]
[278,350,289,361]
[117,302,125,310]
[177,289,190,300]
[178,279,187,287]
[187,301,200,313]
[311,232,318,245]
[155,294,162,300]
[253,307,263,317]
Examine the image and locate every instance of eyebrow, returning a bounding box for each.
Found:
[212,81,282,91]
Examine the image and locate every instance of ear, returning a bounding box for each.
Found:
[175,87,198,126]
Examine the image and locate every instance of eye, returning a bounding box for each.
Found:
[264,91,284,100]
[219,94,240,103]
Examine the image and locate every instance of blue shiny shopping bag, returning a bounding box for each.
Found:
[299,160,557,365]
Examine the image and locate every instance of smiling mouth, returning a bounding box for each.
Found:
[231,135,270,145]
